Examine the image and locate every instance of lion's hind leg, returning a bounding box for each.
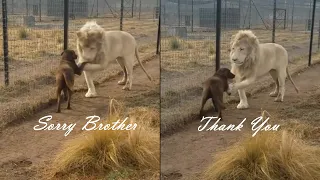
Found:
[116,58,128,85]
[122,55,134,91]
[269,69,279,97]
[274,69,286,102]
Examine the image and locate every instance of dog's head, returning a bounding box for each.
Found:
[61,49,78,62]
[215,68,235,79]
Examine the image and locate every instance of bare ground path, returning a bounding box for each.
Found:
[161,64,320,180]
[0,57,159,180]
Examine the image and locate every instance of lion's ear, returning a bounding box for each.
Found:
[249,34,258,44]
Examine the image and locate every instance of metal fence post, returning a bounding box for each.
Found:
[131,0,134,18]
[178,0,180,26]
[39,0,42,22]
[308,0,316,66]
[156,0,161,55]
[291,0,294,32]
[2,0,9,86]
[120,0,124,30]
[248,0,251,29]
[191,0,193,32]
[139,0,141,20]
[64,0,69,50]
[216,0,222,71]
[272,0,276,43]
[318,20,320,50]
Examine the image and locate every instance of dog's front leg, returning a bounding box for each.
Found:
[83,71,97,98]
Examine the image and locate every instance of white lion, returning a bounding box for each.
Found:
[76,21,152,98]
[229,30,299,109]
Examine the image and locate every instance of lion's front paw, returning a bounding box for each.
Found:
[122,84,131,91]
[274,97,283,102]
[85,90,97,98]
[269,91,278,97]
[237,102,249,109]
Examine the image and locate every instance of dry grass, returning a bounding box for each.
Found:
[52,99,160,179]
[203,130,320,180]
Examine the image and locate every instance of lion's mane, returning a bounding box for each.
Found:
[230,30,260,79]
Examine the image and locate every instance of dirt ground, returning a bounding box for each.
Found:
[160,63,320,180]
[0,57,159,180]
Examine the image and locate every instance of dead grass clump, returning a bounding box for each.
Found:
[52,99,160,179]
[169,37,181,50]
[18,28,28,39]
[36,33,41,38]
[56,36,63,44]
[209,44,215,55]
[203,131,320,180]
[128,107,160,128]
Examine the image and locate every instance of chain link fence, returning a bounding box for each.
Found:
[160,0,320,134]
[0,0,159,126]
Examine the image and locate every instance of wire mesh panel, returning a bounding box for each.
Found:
[0,0,64,88]
[161,0,223,131]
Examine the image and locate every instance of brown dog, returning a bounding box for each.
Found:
[199,68,235,120]
[56,49,88,113]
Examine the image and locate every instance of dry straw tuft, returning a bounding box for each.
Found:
[203,129,320,180]
[52,99,159,178]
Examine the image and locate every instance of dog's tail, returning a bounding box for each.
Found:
[286,67,299,93]
[62,71,74,92]
[135,46,153,81]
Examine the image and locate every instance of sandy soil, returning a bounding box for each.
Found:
[160,63,320,180]
[0,56,159,180]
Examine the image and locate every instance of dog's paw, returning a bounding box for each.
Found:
[237,102,249,109]
[85,91,97,98]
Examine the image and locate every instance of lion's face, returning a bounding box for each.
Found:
[76,31,103,61]
[230,39,251,66]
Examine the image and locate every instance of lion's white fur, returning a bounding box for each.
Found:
[230,30,299,109]
[76,21,152,97]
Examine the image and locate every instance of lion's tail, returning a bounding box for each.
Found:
[135,46,152,81]
[286,67,299,93]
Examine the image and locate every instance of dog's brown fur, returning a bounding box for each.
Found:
[56,50,88,113]
[200,68,235,120]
